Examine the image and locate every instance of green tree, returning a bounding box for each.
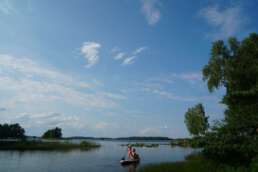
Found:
[42,127,62,139]
[0,123,25,139]
[202,33,258,161]
[184,103,209,137]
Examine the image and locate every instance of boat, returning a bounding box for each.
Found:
[120,159,140,166]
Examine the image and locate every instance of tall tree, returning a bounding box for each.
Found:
[184,103,209,137]
[42,127,62,139]
[202,33,258,160]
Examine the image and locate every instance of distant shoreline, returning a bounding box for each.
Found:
[61,136,174,141]
[0,140,100,151]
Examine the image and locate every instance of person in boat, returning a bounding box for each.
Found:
[132,148,139,160]
[127,145,134,160]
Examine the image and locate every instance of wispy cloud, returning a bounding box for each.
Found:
[0,54,125,110]
[111,46,147,65]
[132,47,147,55]
[141,0,161,26]
[13,112,86,129]
[137,72,217,102]
[113,52,126,60]
[147,72,202,84]
[199,4,246,39]
[143,83,198,102]
[81,42,101,68]
[122,56,137,65]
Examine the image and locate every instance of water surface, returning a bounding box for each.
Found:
[0,140,198,172]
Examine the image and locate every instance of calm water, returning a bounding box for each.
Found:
[0,140,198,172]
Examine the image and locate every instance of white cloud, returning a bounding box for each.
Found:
[0,54,129,136]
[122,56,136,65]
[199,5,246,39]
[139,72,218,102]
[81,42,101,68]
[13,112,86,129]
[147,72,202,84]
[132,46,147,55]
[111,46,147,65]
[113,52,126,60]
[0,55,72,82]
[0,78,119,109]
[143,85,198,102]
[141,0,161,26]
[170,73,202,83]
[0,54,125,110]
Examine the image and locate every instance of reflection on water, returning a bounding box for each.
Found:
[123,164,138,172]
[0,140,199,172]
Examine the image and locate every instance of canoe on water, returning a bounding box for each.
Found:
[120,159,140,166]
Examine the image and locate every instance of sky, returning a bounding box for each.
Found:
[0,0,257,138]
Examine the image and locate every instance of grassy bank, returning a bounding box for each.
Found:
[138,154,258,172]
[0,140,100,151]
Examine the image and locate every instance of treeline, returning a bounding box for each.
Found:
[184,33,258,166]
[0,123,63,140]
[0,123,25,139]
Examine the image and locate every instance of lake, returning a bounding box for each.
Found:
[0,140,198,172]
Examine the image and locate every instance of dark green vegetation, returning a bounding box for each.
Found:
[138,154,258,172]
[0,140,100,151]
[184,104,208,137]
[183,103,208,148]
[202,33,258,162]
[170,138,191,147]
[170,138,204,148]
[0,123,25,139]
[42,127,62,139]
[121,143,159,148]
[0,123,100,150]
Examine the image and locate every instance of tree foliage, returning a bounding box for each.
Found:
[0,123,25,139]
[202,33,258,161]
[42,127,62,139]
[184,103,209,137]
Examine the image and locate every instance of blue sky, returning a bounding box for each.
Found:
[0,0,257,137]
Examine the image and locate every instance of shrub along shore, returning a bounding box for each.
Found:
[0,140,100,151]
[138,154,258,172]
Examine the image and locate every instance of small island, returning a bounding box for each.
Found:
[0,124,100,151]
[121,143,159,148]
